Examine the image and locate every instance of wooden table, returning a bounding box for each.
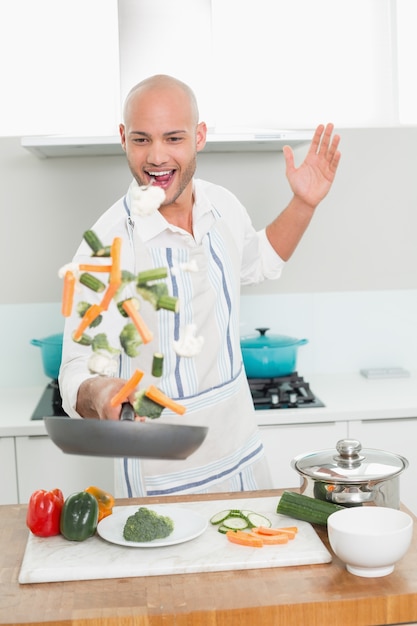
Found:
[2,489,417,626]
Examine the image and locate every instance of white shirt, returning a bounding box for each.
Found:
[59,178,285,496]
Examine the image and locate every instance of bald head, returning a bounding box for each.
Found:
[123,75,200,127]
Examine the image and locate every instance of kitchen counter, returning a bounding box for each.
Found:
[1,371,416,435]
[2,489,417,626]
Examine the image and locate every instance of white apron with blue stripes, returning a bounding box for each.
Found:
[114,206,269,497]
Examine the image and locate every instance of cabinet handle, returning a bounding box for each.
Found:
[360,417,416,425]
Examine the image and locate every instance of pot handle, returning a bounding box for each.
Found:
[297,338,309,346]
[30,339,42,347]
[255,327,270,336]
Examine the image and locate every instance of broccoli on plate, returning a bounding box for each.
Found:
[123,507,174,542]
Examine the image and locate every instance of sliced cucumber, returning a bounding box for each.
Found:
[210,508,272,533]
[246,512,272,528]
[221,517,249,530]
[210,510,232,525]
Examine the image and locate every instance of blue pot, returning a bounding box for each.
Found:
[31,333,64,380]
[240,328,308,378]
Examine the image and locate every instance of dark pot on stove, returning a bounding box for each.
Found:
[240,328,308,378]
[30,333,63,380]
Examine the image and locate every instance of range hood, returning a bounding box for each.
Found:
[20,130,313,158]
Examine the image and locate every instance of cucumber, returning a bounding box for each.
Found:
[157,295,180,313]
[210,510,232,525]
[83,230,106,255]
[246,512,272,529]
[151,353,164,377]
[137,267,168,285]
[221,517,249,530]
[277,491,345,526]
[209,508,272,534]
[79,272,106,293]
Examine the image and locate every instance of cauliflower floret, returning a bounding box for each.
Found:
[88,351,119,376]
[129,179,165,216]
[171,260,200,275]
[58,262,80,280]
[173,324,204,357]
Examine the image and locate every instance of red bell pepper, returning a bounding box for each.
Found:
[26,488,64,537]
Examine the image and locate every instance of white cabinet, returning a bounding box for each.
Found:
[15,435,115,504]
[349,418,417,515]
[259,421,348,489]
[0,437,18,504]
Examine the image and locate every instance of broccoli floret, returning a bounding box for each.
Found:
[76,301,103,327]
[123,507,174,542]
[115,270,136,299]
[91,332,120,354]
[137,283,169,309]
[133,390,164,419]
[119,322,142,357]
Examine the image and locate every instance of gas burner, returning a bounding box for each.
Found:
[248,372,324,410]
[31,380,68,420]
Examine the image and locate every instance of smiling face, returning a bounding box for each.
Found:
[120,76,207,217]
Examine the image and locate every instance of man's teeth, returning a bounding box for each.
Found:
[149,171,171,177]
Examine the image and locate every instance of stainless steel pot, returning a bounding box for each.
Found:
[292,439,408,509]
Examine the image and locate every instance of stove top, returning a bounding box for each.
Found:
[31,380,68,420]
[248,372,324,410]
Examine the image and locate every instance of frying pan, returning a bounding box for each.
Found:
[44,403,208,460]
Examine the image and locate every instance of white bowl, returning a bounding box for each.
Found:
[327,506,413,578]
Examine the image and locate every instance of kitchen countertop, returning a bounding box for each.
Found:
[1,371,417,436]
[2,489,417,626]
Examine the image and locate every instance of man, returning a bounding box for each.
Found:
[59,74,341,497]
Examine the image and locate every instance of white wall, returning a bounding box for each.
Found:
[1,129,417,386]
[1,127,417,304]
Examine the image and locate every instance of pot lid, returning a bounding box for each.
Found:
[292,439,408,483]
[240,327,306,349]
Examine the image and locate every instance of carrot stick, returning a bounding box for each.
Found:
[73,304,103,341]
[78,264,112,273]
[99,281,120,311]
[110,369,144,408]
[122,299,154,344]
[226,530,263,548]
[145,385,186,415]
[109,237,122,285]
[61,270,76,317]
[253,526,297,539]
[249,531,289,545]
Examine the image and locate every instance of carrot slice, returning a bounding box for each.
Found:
[78,264,112,273]
[226,530,263,548]
[110,369,144,408]
[249,531,289,545]
[99,281,121,311]
[145,385,186,415]
[61,270,76,317]
[73,304,103,341]
[122,299,154,344]
[109,236,122,285]
[253,526,297,539]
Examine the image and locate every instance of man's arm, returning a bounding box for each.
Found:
[266,123,341,261]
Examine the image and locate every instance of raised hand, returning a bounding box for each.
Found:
[283,123,341,209]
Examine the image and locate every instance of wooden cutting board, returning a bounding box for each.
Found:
[18,496,331,584]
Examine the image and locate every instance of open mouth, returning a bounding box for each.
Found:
[146,169,175,189]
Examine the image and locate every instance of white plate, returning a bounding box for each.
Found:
[97,505,208,548]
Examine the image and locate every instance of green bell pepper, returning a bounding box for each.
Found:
[60,491,99,541]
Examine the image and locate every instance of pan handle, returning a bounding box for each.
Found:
[120,402,135,421]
